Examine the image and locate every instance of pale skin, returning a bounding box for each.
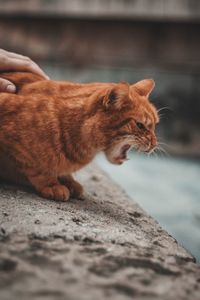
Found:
[0,49,49,93]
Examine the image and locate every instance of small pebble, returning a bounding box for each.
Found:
[1,227,6,234]
[90,175,99,181]
[34,220,41,225]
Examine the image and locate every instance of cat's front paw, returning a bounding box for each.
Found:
[69,181,84,200]
[59,176,84,200]
[41,184,70,202]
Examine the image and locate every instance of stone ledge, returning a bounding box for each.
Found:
[0,164,200,300]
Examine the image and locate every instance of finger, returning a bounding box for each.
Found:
[0,49,49,79]
[4,51,31,62]
[27,61,50,80]
[0,49,30,61]
[15,58,50,80]
[0,78,16,93]
[1,57,49,80]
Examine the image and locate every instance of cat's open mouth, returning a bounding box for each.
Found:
[115,144,131,164]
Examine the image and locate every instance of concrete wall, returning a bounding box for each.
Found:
[0,18,199,70]
[0,0,200,20]
[0,1,199,156]
[1,164,200,300]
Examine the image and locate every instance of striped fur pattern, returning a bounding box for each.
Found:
[0,72,159,201]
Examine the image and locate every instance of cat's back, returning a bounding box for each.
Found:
[0,73,60,143]
[0,72,59,117]
[0,71,114,99]
[0,72,46,117]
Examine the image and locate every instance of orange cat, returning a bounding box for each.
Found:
[0,72,159,201]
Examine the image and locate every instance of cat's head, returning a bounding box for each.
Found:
[100,80,159,164]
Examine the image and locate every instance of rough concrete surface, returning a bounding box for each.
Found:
[0,164,200,300]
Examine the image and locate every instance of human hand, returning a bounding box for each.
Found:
[0,49,49,93]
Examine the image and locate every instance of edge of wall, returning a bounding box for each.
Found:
[0,164,200,299]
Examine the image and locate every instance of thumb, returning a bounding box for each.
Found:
[0,78,16,93]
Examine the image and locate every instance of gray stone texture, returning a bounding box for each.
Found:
[0,164,200,300]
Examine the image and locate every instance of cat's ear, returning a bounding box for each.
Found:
[103,83,129,109]
[132,79,155,97]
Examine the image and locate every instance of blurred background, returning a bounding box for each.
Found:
[0,0,199,261]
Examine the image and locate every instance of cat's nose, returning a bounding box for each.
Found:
[145,133,157,152]
[152,139,158,149]
[149,136,157,151]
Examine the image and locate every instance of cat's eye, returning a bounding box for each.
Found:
[136,122,145,130]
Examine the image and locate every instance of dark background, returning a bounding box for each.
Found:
[0,0,200,157]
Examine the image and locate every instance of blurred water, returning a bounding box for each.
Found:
[96,153,200,262]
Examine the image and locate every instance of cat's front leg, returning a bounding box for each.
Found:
[28,173,70,202]
[59,175,84,200]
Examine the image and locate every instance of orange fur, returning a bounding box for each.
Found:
[0,72,159,201]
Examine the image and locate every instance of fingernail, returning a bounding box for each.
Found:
[6,85,16,93]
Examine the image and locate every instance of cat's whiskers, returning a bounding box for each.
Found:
[158,113,167,120]
[150,149,158,158]
[148,147,155,156]
[158,141,171,149]
[134,137,146,152]
[157,106,174,121]
[156,144,170,157]
[157,106,173,114]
